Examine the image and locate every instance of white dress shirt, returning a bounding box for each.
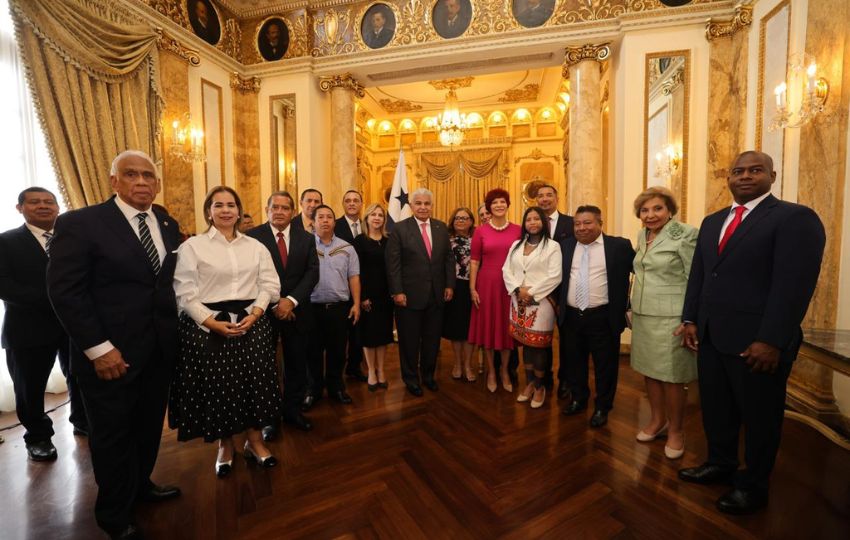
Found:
[547,211,559,239]
[268,222,299,308]
[567,234,608,308]
[174,228,280,329]
[24,222,52,251]
[415,217,432,245]
[345,215,361,237]
[718,191,771,242]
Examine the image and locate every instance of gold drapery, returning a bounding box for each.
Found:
[418,148,507,221]
[10,0,163,208]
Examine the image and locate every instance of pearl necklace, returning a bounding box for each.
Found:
[489,220,509,231]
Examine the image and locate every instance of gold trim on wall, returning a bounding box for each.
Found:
[754,0,790,153]
[268,94,297,195]
[200,78,225,193]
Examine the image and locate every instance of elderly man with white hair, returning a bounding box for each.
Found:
[47,150,184,539]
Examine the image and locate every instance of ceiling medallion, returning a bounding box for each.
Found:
[379,99,423,113]
[498,83,539,103]
[429,77,474,91]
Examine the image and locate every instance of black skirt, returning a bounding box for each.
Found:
[169,312,282,442]
[442,279,472,341]
[359,296,394,347]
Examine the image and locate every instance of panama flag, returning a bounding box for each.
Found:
[387,148,412,227]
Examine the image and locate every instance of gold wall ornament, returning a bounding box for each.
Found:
[498,84,540,103]
[319,74,366,98]
[428,77,474,90]
[470,0,514,34]
[379,98,423,113]
[660,68,685,95]
[217,18,243,62]
[156,29,201,66]
[230,72,261,94]
[143,0,189,28]
[397,0,435,45]
[562,43,611,78]
[705,2,754,41]
[514,147,559,165]
[553,0,626,25]
[312,7,356,56]
[287,11,310,58]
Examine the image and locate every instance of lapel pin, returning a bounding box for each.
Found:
[163,221,169,227]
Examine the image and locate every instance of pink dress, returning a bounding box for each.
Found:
[467,222,521,350]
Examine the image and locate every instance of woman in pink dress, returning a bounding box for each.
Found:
[468,188,521,393]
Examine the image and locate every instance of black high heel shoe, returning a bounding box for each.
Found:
[216,446,234,478]
[243,441,278,468]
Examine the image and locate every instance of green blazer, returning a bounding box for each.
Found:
[631,219,698,317]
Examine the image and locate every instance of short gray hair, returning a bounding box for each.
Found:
[110,150,158,177]
[410,187,433,202]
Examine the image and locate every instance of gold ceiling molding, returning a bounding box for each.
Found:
[429,77,475,91]
[498,84,539,103]
[319,73,366,97]
[156,29,201,66]
[705,2,754,41]
[562,43,611,77]
[230,72,261,94]
[379,98,423,113]
[142,0,188,27]
[553,0,627,25]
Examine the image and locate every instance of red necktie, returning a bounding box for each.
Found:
[276,232,288,268]
[718,206,746,254]
[420,222,432,259]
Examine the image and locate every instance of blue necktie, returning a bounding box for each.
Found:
[576,244,590,310]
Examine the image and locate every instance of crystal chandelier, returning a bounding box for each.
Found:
[437,88,467,147]
[769,53,829,132]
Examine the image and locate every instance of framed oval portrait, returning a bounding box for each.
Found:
[432,0,472,40]
[187,0,221,45]
[257,17,290,61]
[512,0,555,28]
[361,3,397,50]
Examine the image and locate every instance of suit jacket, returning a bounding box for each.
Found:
[385,217,456,310]
[631,220,698,317]
[550,212,575,243]
[0,224,65,349]
[502,238,562,302]
[46,197,182,376]
[682,195,825,362]
[247,222,320,331]
[557,234,635,333]
[334,216,360,244]
[364,26,393,49]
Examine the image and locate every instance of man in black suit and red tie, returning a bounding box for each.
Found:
[385,188,455,396]
[677,151,825,515]
[334,189,367,382]
[0,187,87,462]
[248,191,319,437]
[47,150,183,539]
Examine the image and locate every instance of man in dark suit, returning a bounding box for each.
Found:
[248,191,319,437]
[291,188,322,234]
[558,205,635,428]
[386,188,455,396]
[258,19,288,61]
[188,0,220,45]
[515,0,555,28]
[677,151,825,515]
[334,189,367,382]
[435,0,471,39]
[363,10,394,49]
[0,187,87,462]
[47,150,182,539]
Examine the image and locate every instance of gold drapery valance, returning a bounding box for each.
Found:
[417,148,508,221]
[10,0,163,208]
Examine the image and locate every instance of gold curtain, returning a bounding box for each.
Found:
[418,148,507,221]
[10,0,163,208]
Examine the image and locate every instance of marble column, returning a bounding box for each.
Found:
[230,73,262,218]
[319,73,364,209]
[563,43,610,212]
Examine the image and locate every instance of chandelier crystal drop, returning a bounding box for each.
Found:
[437,89,467,147]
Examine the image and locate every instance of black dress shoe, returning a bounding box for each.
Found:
[368,383,378,392]
[406,383,423,397]
[301,394,318,412]
[562,400,587,416]
[332,390,353,404]
[716,488,768,515]
[557,385,571,400]
[589,409,608,428]
[261,425,278,441]
[346,370,368,382]
[26,440,57,462]
[423,380,439,392]
[283,412,313,431]
[110,524,143,540]
[137,484,181,502]
[72,426,89,437]
[678,463,737,485]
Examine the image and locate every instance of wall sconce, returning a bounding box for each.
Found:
[169,113,206,163]
[655,144,682,180]
[769,53,829,131]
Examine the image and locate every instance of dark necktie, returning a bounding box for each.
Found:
[277,232,288,268]
[136,212,161,273]
[42,231,53,256]
[718,206,746,254]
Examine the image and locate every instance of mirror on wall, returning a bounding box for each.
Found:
[269,94,297,197]
[644,51,690,220]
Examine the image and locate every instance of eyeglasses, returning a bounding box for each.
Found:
[454,216,471,221]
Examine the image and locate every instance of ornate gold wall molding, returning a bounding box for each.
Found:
[142,0,188,28]
[660,68,685,95]
[319,73,365,97]
[230,72,261,93]
[498,84,539,103]
[705,2,754,41]
[553,0,626,25]
[514,147,559,165]
[156,29,201,66]
[379,98,422,113]
[217,18,243,62]
[428,77,474,90]
[312,7,356,56]
[562,43,611,77]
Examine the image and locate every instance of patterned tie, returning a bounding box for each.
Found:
[42,231,53,256]
[575,244,590,310]
[420,222,432,259]
[136,213,161,274]
[718,206,746,254]
[549,216,555,238]
[352,221,360,237]
[276,231,288,268]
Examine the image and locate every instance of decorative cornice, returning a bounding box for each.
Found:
[498,84,539,103]
[428,77,475,91]
[705,2,754,41]
[379,99,422,113]
[562,43,611,76]
[318,73,365,97]
[514,148,558,165]
[156,29,201,66]
[661,68,685,95]
[230,72,261,94]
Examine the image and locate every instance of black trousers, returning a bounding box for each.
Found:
[307,302,350,395]
[395,300,443,386]
[344,316,363,375]
[558,306,621,411]
[698,333,792,493]
[508,347,554,387]
[276,319,310,416]
[77,350,172,533]
[5,337,86,444]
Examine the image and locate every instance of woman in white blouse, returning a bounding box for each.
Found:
[502,207,562,408]
[170,186,282,478]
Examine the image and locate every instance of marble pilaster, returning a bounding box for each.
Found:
[231,73,262,218]
[319,74,364,211]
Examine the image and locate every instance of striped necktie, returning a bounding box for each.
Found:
[42,231,53,256]
[575,244,590,310]
[136,213,161,274]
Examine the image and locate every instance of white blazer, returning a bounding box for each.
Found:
[502,238,562,302]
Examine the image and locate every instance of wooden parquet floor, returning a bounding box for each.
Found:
[1,347,848,540]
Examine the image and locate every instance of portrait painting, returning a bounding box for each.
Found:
[187,0,221,45]
[512,0,555,28]
[432,0,472,40]
[361,3,396,50]
[257,17,290,61]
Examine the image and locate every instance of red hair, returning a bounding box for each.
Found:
[484,188,511,212]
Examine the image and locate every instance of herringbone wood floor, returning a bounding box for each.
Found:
[1,345,848,540]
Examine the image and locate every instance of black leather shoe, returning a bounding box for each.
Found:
[589,409,608,428]
[26,440,57,462]
[406,383,423,397]
[562,400,587,416]
[557,385,571,400]
[261,425,278,441]
[301,394,318,412]
[332,391,353,404]
[72,426,89,437]
[368,383,378,392]
[678,463,737,485]
[716,488,768,515]
[283,412,313,431]
[346,370,368,382]
[423,380,439,392]
[110,524,143,540]
[137,484,181,502]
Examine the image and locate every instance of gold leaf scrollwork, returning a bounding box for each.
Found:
[428,77,474,90]
[498,84,539,103]
[156,28,201,66]
[318,74,366,98]
[143,0,189,28]
[553,0,626,25]
[705,2,754,41]
[470,0,513,34]
[562,43,611,77]
[379,99,423,113]
[230,72,261,94]
[312,8,356,57]
[217,18,242,62]
[660,68,684,95]
[288,12,310,58]
[397,0,435,45]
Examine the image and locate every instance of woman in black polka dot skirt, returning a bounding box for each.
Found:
[169,186,282,477]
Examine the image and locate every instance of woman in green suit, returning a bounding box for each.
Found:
[630,187,698,459]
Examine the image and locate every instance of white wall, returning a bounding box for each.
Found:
[835,106,850,415]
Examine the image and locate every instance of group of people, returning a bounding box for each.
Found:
[0,149,825,538]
